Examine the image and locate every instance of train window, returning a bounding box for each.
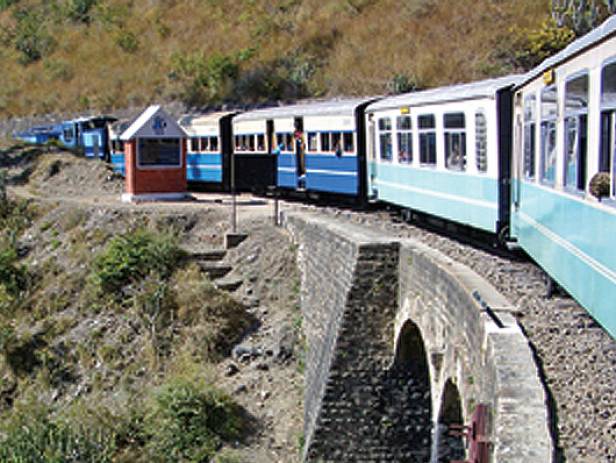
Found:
[63,128,73,142]
[190,138,200,152]
[600,61,616,196]
[540,86,558,184]
[378,117,393,161]
[418,115,436,165]
[343,132,354,153]
[475,111,488,172]
[255,134,264,151]
[564,74,588,191]
[332,133,342,154]
[321,132,331,152]
[210,136,219,152]
[397,116,412,164]
[444,113,466,171]
[199,137,208,152]
[138,138,181,167]
[524,95,536,179]
[308,133,318,152]
[285,133,294,152]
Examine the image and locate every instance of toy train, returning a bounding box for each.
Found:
[13,16,616,337]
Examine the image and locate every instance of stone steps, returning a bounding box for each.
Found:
[184,246,245,294]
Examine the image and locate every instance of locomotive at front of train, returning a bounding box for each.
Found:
[179,112,235,191]
[58,116,117,159]
[232,98,373,201]
[510,15,616,338]
[364,76,520,238]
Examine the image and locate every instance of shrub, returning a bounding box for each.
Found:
[0,408,116,462]
[0,246,27,311]
[115,30,139,54]
[11,8,56,64]
[88,229,185,297]
[145,378,244,461]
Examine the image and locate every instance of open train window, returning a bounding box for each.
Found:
[540,86,558,185]
[378,117,393,161]
[524,95,536,179]
[418,114,436,166]
[343,132,354,153]
[307,133,318,152]
[444,113,466,171]
[320,132,331,152]
[276,133,293,152]
[190,137,200,152]
[564,74,588,192]
[601,61,616,197]
[475,111,488,173]
[396,115,412,164]
[210,136,219,152]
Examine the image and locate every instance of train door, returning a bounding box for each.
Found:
[513,115,523,209]
[294,117,305,188]
[367,113,378,197]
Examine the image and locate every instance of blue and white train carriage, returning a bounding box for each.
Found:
[365,76,521,237]
[233,98,374,197]
[108,119,131,175]
[179,112,235,190]
[511,15,616,337]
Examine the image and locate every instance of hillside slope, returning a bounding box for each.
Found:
[0,0,551,117]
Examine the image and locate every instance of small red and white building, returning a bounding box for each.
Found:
[120,105,188,202]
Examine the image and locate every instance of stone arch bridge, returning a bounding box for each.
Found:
[283,212,552,463]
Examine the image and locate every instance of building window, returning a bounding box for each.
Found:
[475,111,488,172]
[564,74,588,191]
[418,114,436,165]
[396,115,412,164]
[343,132,354,153]
[378,117,393,161]
[137,138,181,167]
[444,113,466,171]
[524,95,536,179]
[307,132,318,152]
[600,61,616,197]
[540,86,558,184]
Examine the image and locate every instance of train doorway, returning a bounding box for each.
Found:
[294,117,305,188]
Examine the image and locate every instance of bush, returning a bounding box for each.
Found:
[11,8,55,64]
[0,246,27,310]
[88,229,185,297]
[145,378,244,461]
[589,172,611,200]
[0,407,116,462]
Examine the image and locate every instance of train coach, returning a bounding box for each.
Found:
[364,75,521,239]
[179,112,235,191]
[232,98,374,198]
[511,15,616,337]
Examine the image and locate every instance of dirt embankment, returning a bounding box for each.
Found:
[0,146,304,462]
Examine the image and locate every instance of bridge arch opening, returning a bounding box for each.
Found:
[433,378,465,462]
[392,320,432,460]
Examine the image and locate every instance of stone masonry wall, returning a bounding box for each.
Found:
[284,212,552,462]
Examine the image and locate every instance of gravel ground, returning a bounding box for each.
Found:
[286,202,615,463]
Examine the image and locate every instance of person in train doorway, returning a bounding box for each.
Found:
[294,126,306,188]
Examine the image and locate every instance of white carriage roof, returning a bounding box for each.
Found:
[366,75,523,112]
[120,105,188,140]
[520,15,616,88]
[178,111,235,133]
[234,97,375,122]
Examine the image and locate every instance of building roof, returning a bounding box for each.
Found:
[234,97,375,122]
[366,75,523,112]
[120,105,188,140]
[520,14,616,88]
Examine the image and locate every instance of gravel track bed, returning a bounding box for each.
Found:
[290,202,615,463]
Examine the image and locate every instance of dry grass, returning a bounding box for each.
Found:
[0,0,549,117]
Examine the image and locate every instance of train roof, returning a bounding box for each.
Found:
[233,97,375,122]
[366,75,523,112]
[178,111,235,133]
[519,14,616,88]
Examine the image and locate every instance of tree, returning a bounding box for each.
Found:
[551,0,616,36]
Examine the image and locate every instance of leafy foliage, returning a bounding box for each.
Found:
[144,378,244,461]
[11,8,55,64]
[88,229,185,296]
[512,19,576,69]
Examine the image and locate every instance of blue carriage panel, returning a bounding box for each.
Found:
[186,153,223,183]
[110,153,125,175]
[277,153,297,189]
[186,153,223,166]
[373,164,500,233]
[304,153,359,195]
[511,182,616,337]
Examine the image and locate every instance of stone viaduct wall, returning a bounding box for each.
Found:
[284,212,552,463]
